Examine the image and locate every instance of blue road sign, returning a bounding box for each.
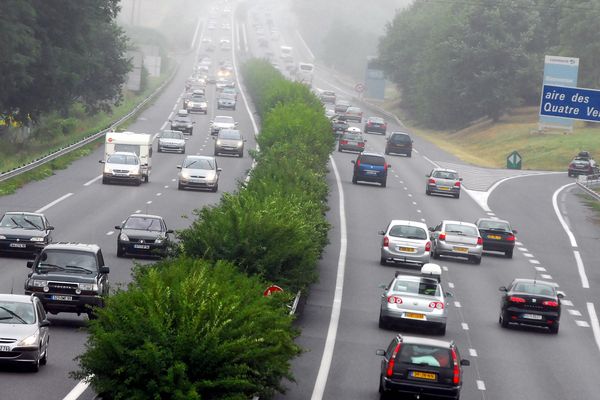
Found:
[539,56,579,130]
[540,85,600,123]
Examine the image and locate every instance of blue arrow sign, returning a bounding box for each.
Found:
[540,85,600,123]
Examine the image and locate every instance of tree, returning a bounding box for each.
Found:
[73,259,300,400]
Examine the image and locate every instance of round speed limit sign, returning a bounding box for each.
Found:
[355,83,365,93]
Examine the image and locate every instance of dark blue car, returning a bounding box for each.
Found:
[351,152,390,187]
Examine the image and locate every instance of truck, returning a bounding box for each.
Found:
[296,62,314,86]
[280,45,293,63]
[103,131,153,182]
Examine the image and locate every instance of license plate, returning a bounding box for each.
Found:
[10,243,27,248]
[404,312,425,320]
[51,295,72,301]
[488,235,502,240]
[410,371,437,381]
[0,345,10,352]
[114,173,128,177]
[190,178,205,183]
[522,313,543,320]
[399,247,416,253]
[134,244,150,249]
[439,187,451,191]
[454,247,469,253]
[365,170,377,175]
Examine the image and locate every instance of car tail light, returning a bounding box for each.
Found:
[569,163,575,169]
[451,348,460,385]
[340,140,348,145]
[454,181,461,187]
[384,162,388,171]
[477,237,483,245]
[383,236,389,247]
[383,123,387,129]
[358,142,365,147]
[438,232,446,241]
[425,241,431,252]
[367,121,372,126]
[428,178,436,184]
[509,296,526,303]
[543,300,559,307]
[387,295,403,304]
[429,301,444,310]
[506,234,515,242]
[356,159,361,167]
[386,342,402,377]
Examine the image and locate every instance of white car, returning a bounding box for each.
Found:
[177,155,221,192]
[157,130,186,154]
[100,151,144,185]
[210,115,237,135]
[379,220,431,266]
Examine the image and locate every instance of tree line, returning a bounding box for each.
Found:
[377,0,600,129]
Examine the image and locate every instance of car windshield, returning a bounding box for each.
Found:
[342,133,363,141]
[191,95,205,101]
[393,278,440,296]
[124,217,163,232]
[0,214,43,230]
[0,301,35,324]
[433,170,459,180]
[389,225,427,240]
[513,282,555,296]
[107,154,138,165]
[160,131,183,140]
[360,155,385,166]
[214,116,234,124]
[347,107,360,113]
[174,117,190,123]
[391,133,411,144]
[478,220,510,231]
[399,344,452,368]
[184,158,214,170]
[445,224,478,236]
[37,250,97,274]
[220,93,236,100]
[369,117,384,123]
[220,130,241,140]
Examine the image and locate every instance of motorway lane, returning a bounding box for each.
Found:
[0,15,258,400]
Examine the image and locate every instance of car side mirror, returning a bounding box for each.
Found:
[114,226,122,230]
[459,178,463,181]
[99,160,105,164]
[460,359,470,366]
[557,291,565,299]
[217,167,223,172]
[375,349,386,356]
[428,227,435,232]
[425,174,430,177]
[378,230,385,235]
[47,226,54,231]
[166,229,174,234]
[27,261,34,269]
[351,160,355,164]
[99,266,110,274]
[234,122,239,126]
[177,165,182,169]
[512,229,518,234]
[499,286,508,292]
[39,319,51,328]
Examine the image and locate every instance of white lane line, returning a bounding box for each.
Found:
[399,180,404,184]
[156,193,162,196]
[135,209,141,213]
[523,253,533,258]
[568,309,582,317]
[171,179,176,182]
[562,299,573,306]
[552,183,578,247]
[515,241,523,246]
[394,174,399,178]
[461,322,469,330]
[541,274,552,279]
[576,320,590,328]
[454,301,461,308]
[164,185,169,189]
[146,201,152,205]
[448,282,455,288]
[587,303,600,353]
[518,247,528,252]
[420,218,426,222]
[231,17,258,136]
[83,175,102,186]
[477,380,486,391]
[413,149,419,154]
[416,209,422,213]
[574,250,590,289]
[469,348,478,357]
[412,201,417,205]
[486,212,495,216]
[442,266,448,271]
[160,121,168,130]
[36,193,73,213]
[529,259,540,264]
[534,266,546,272]
[106,231,114,236]
[490,216,499,220]
[311,156,347,400]
[408,194,413,197]
[403,187,408,190]
[423,155,440,168]
[62,377,92,400]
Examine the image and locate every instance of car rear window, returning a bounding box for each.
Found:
[513,282,555,296]
[390,133,411,144]
[359,155,385,166]
[445,224,478,236]
[392,278,440,296]
[432,170,459,180]
[389,225,427,240]
[219,130,241,140]
[478,220,510,231]
[342,133,362,141]
[369,117,384,124]
[399,344,452,368]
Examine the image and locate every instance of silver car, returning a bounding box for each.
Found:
[0,294,50,371]
[429,220,483,264]
[338,131,366,153]
[157,130,186,154]
[379,267,450,335]
[177,155,221,192]
[379,220,431,266]
[425,168,462,198]
[214,129,245,157]
[210,115,237,135]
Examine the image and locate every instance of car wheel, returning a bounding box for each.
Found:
[40,346,48,366]
[499,312,509,328]
[472,256,481,265]
[407,151,412,158]
[87,310,98,321]
[426,188,431,195]
[454,192,460,199]
[352,176,357,184]
[549,322,559,334]
[338,146,342,152]
[178,182,184,190]
[384,148,389,155]
[102,177,108,185]
[378,313,387,329]
[117,246,124,258]
[157,147,162,153]
[144,174,149,183]
[212,184,218,192]
[181,147,186,154]
[567,171,572,177]
[432,247,440,259]
[238,151,243,158]
[437,324,446,336]
[30,356,40,372]
[380,257,387,266]
[214,150,219,156]
[505,248,513,258]
[381,179,387,188]
[135,179,142,186]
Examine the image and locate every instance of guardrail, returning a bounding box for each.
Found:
[0,65,179,184]
[576,174,600,201]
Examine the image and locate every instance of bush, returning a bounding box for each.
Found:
[72,259,300,400]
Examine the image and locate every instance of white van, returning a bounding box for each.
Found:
[103,131,153,182]
[280,45,293,62]
[296,62,314,85]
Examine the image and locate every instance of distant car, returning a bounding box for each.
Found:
[499,279,563,333]
[115,214,173,258]
[425,168,461,198]
[331,118,349,137]
[379,220,431,266]
[319,90,336,104]
[220,39,231,50]
[342,106,363,123]
[210,115,237,135]
[170,113,195,135]
[376,335,469,399]
[0,294,50,372]
[385,132,413,157]
[568,154,598,177]
[475,218,517,258]
[217,93,237,110]
[364,116,387,134]
[214,129,245,157]
[429,220,483,264]
[100,152,143,185]
[351,152,390,187]
[338,130,366,153]
[186,94,208,114]
[379,265,449,334]
[177,155,221,191]
[157,130,186,154]
[221,86,238,99]
[0,212,54,255]
[334,100,350,114]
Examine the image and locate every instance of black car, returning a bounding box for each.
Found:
[352,152,390,187]
[334,100,350,114]
[115,214,173,258]
[331,118,349,137]
[475,218,517,258]
[364,116,387,134]
[0,212,54,255]
[24,243,110,320]
[170,114,194,135]
[499,279,563,333]
[385,132,413,157]
[377,335,469,400]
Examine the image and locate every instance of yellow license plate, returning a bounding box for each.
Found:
[439,187,451,191]
[399,247,416,253]
[411,371,437,380]
[405,312,425,319]
[488,235,501,240]
[454,247,469,253]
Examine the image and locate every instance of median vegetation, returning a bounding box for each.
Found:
[73,59,334,399]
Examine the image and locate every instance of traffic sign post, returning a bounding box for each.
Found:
[507,151,522,170]
[540,84,600,123]
[354,83,365,93]
[263,284,284,297]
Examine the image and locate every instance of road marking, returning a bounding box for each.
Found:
[469,348,478,357]
[164,185,169,189]
[562,299,573,306]
[448,282,455,288]
[523,253,533,258]
[106,231,114,236]
[574,250,590,289]
[552,183,578,247]
[529,259,540,264]
[423,156,440,168]
[461,322,469,330]
[534,266,546,272]
[156,192,162,196]
[417,209,421,213]
[83,175,102,186]
[420,218,426,222]
[404,186,408,190]
[394,174,399,178]
[399,180,404,184]
[576,320,590,328]
[160,121,168,130]
[413,149,419,154]
[408,193,413,197]
[486,212,495,216]
[568,309,582,317]
[587,303,600,353]
[146,201,152,205]
[62,376,92,400]
[490,216,499,220]
[518,247,528,252]
[311,156,347,400]
[135,209,141,213]
[454,301,461,308]
[516,241,523,246]
[171,179,176,182]
[477,380,486,391]
[541,274,552,279]
[36,193,73,213]
[412,201,417,205]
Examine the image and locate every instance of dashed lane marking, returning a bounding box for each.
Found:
[146,201,152,205]
[454,301,461,308]
[156,193,162,196]
[516,241,523,246]
[417,209,422,213]
[469,348,478,357]
[442,266,448,271]
[534,266,546,272]
[576,320,591,328]
[412,201,417,205]
[541,274,552,279]
[461,322,469,330]
[477,380,486,391]
[562,299,573,306]
[408,194,413,197]
[83,175,102,186]
[523,253,533,258]
[529,259,540,264]
[518,247,528,252]
[36,193,73,213]
[587,303,600,353]
[448,282,455,288]
[568,309,582,317]
[106,231,114,236]
[135,209,141,213]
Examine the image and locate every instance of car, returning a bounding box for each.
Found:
[170,112,195,135]
[568,152,598,177]
[379,220,431,266]
[177,155,221,191]
[378,265,449,334]
[0,294,50,371]
[385,131,413,157]
[24,243,110,320]
[157,130,186,153]
[334,100,351,114]
[210,115,237,135]
[217,93,237,110]
[186,94,208,114]
[325,108,336,119]
[499,279,563,333]
[429,220,483,264]
[364,116,387,134]
[351,152,390,187]
[475,218,517,258]
[376,334,470,400]
[221,86,238,99]
[338,130,366,153]
[331,117,349,137]
[115,214,173,258]
[100,151,144,185]
[220,39,231,50]
[425,168,462,198]
[319,90,336,104]
[216,78,235,91]
[201,37,212,44]
[214,129,245,157]
[338,106,363,123]
[206,43,216,52]
[0,212,54,255]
